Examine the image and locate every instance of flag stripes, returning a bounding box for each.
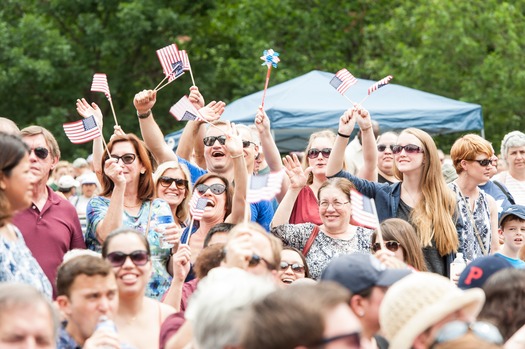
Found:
[63,115,101,144]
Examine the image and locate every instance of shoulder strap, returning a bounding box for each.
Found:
[302,225,320,256]
[493,180,516,205]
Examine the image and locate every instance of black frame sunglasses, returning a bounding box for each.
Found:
[279,261,305,273]
[31,147,49,160]
[195,183,227,195]
[249,254,275,270]
[468,158,492,167]
[390,144,424,155]
[159,176,188,189]
[203,135,255,149]
[307,148,332,159]
[110,153,137,165]
[377,144,393,152]
[106,250,149,267]
[372,240,401,253]
[317,332,361,348]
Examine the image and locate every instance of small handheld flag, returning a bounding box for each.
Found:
[260,48,280,108]
[189,194,208,221]
[350,189,379,229]
[330,69,358,95]
[169,96,202,121]
[91,73,119,126]
[180,50,196,86]
[155,44,185,91]
[63,115,101,144]
[246,171,284,203]
[367,75,393,95]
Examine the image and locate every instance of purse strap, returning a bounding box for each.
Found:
[302,225,320,256]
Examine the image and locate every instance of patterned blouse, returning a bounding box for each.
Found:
[86,197,174,300]
[272,223,373,280]
[0,225,52,299]
[449,182,492,261]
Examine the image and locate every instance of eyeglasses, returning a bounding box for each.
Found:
[159,176,188,189]
[377,144,392,152]
[203,135,255,148]
[319,201,349,209]
[316,332,361,348]
[307,148,332,159]
[372,241,401,253]
[467,158,492,167]
[430,321,503,348]
[106,250,149,267]
[390,144,424,155]
[195,183,227,195]
[249,254,275,270]
[30,147,49,160]
[110,153,136,165]
[279,261,305,273]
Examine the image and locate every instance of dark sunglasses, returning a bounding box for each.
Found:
[195,183,227,195]
[203,135,255,149]
[249,254,275,270]
[110,153,136,165]
[372,241,401,253]
[468,158,492,167]
[31,147,49,160]
[430,321,503,348]
[390,144,424,154]
[159,176,188,189]
[279,261,305,273]
[317,332,361,348]
[106,250,149,267]
[307,148,332,159]
[377,144,392,152]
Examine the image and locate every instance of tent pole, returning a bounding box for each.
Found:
[480,128,486,139]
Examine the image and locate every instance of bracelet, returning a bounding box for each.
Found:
[361,124,372,132]
[337,132,351,138]
[230,153,243,159]
[137,110,152,119]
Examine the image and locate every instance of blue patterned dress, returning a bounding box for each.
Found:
[86,197,174,300]
[0,225,52,299]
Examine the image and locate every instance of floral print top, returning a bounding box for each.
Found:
[86,197,174,300]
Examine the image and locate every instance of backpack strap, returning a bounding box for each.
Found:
[493,180,516,205]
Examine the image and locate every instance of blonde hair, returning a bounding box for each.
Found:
[153,161,191,224]
[302,130,336,185]
[394,128,458,255]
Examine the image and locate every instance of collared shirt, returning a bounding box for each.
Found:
[57,324,80,349]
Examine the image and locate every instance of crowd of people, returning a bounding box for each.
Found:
[1,81,525,349]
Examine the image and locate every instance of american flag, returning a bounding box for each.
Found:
[169,96,202,121]
[367,75,393,95]
[329,69,357,95]
[246,171,284,203]
[63,115,101,144]
[91,73,111,100]
[189,194,208,221]
[180,50,191,71]
[156,44,184,82]
[350,189,379,229]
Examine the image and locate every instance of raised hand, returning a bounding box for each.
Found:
[254,105,271,134]
[188,86,205,109]
[171,244,191,283]
[133,90,157,114]
[225,122,244,157]
[338,106,358,137]
[354,104,372,130]
[199,101,225,123]
[76,98,103,126]
[282,154,310,189]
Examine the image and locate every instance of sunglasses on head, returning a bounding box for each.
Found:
[31,147,49,160]
[307,148,332,159]
[195,183,227,195]
[249,254,275,270]
[468,158,492,167]
[279,261,305,273]
[106,250,149,267]
[390,144,424,155]
[159,176,188,189]
[372,241,401,253]
[203,135,255,149]
[377,144,393,152]
[430,321,503,349]
[110,153,136,165]
[317,332,361,348]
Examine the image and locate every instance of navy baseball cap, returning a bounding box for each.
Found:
[499,204,525,227]
[321,253,412,294]
[458,255,512,290]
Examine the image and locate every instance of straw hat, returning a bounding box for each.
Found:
[379,272,485,349]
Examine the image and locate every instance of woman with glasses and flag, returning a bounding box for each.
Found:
[327,106,461,277]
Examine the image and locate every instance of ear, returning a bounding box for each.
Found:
[55,295,72,316]
[498,228,505,240]
[0,174,6,190]
[349,295,366,317]
[413,331,431,349]
[460,159,469,172]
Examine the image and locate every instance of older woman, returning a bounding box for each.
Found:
[102,228,175,349]
[86,133,174,300]
[272,177,373,280]
[0,132,52,298]
[449,134,499,261]
[494,131,525,205]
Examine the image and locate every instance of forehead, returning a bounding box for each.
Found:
[205,126,227,138]
[162,168,186,179]
[508,146,525,153]
[202,177,225,186]
[311,136,333,149]
[22,134,49,149]
[319,186,346,200]
[107,233,146,253]
[111,141,136,154]
[281,249,302,263]
[378,133,397,144]
[397,132,422,146]
[251,232,273,260]
[69,273,117,294]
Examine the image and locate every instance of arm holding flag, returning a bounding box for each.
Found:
[224,123,248,224]
[75,98,105,182]
[326,107,357,177]
[354,106,378,182]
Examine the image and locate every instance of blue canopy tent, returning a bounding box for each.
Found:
[165,70,483,153]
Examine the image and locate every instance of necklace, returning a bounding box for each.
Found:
[123,202,142,208]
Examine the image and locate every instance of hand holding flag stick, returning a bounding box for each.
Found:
[359,75,393,105]
[183,193,209,244]
[260,49,280,108]
[72,98,110,154]
[91,73,119,127]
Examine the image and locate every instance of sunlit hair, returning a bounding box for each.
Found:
[229,222,283,268]
[193,173,232,220]
[153,161,191,223]
[500,130,525,160]
[20,125,61,160]
[101,228,151,258]
[372,218,427,271]
[99,133,156,201]
[302,130,336,185]
[0,133,29,227]
[450,134,493,175]
[56,255,113,297]
[282,246,310,278]
[52,160,71,178]
[393,128,458,255]
[317,177,356,223]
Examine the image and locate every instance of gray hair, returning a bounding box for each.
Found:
[501,131,525,160]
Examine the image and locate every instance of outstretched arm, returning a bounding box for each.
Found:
[225,123,247,224]
[355,106,378,181]
[76,98,105,183]
[326,107,357,177]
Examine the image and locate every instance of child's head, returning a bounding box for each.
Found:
[498,205,525,253]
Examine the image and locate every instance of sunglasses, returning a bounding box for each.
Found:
[377,144,392,152]
[249,254,275,270]
[195,183,227,195]
[317,332,361,348]
[159,176,188,189]
[390,144,424,155]
[106,250,149,267]
[430,321,503,348]
[110,153,136,165]
[307,148,332,159]
[468,158,492,167]
[31,147,49,160]
[279,261,305,273]
[203,135,255,148]
[372,241,401,253]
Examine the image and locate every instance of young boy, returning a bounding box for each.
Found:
[496,205,525,268]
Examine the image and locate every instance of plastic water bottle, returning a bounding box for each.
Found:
[96,316,117,333]
[450,252,466,282]
[155,215,174,249]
